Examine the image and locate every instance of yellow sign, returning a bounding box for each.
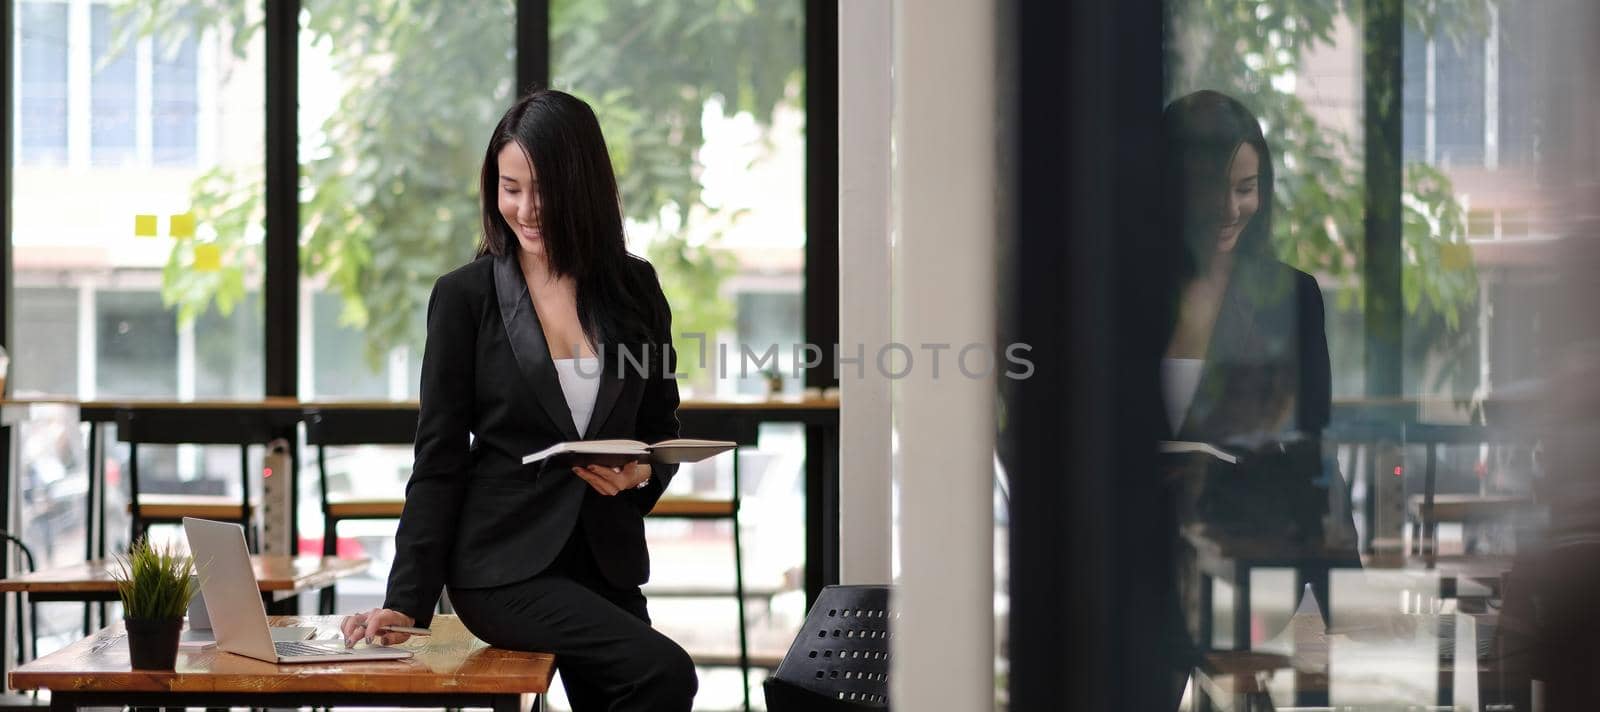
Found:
[170,212,196,239]
[134,214,158,237]
[1440,242,1472,271]
[194,244,222,272]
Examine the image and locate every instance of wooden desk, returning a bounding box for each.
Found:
[0,395,841,691]
[0,555,368,604]
[1184,529,1362,652]
[8,615,550,711]
[1194,612,1527,712]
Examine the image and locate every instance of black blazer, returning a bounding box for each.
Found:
[384,253,681,627]
[1171,255,1331,443]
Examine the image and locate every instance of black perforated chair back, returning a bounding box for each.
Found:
[765,584,892,711]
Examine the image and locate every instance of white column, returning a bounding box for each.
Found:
[1425,38,1437,164]
[387,346,409,400]
[1484,4,1500,169]
[177,318,196,401]
[76,281,96,399]
[195,29,218,167]
[298,284,316,399]
[66,0,90,169]
[177,317,197,478]
[890,0,996,709]
[837,0,894,585]
[135,35,153,165]
[10,5,20,157]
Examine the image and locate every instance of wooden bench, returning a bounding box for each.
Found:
[129,494,258,523]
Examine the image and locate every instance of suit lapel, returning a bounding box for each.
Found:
[1178,257,1293,439]
[1178,261,1256,439]
[493,254,581,441]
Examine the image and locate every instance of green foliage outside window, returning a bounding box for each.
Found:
[116,0,803,386]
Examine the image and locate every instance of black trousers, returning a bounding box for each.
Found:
[450,526,698,712]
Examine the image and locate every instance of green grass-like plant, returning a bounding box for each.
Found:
[110,537,200,620]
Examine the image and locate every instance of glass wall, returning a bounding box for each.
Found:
[13,0,262,401]
[550,0,808,706]
[7,2,824,706]
[10,0,266,654]
[1151,1,1564,708]
[295,0,512,404]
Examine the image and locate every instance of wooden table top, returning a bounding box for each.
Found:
[1406,493,1540,519]
[1183,528,1365,568]
[0,556,368,595]
[8,615,553,695]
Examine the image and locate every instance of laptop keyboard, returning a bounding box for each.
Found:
[275,641,353,657]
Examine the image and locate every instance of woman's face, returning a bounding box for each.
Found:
[1215,142,1261,254]
[497,143,544,258]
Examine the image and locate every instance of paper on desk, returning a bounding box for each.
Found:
[1258,583,1330,674]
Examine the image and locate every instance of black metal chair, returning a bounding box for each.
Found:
[115,408,272,551]
[0,530,44,710]
[648,412,762,712]
[303,407,417,614]
[763,584,892,711]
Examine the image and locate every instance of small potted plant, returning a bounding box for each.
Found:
[764,366,784,398]
[110,537,200,670]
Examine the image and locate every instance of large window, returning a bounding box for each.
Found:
[282,0,515,660]
[89,3,136,165]
[18,1,68,165]
[7,3,826,706]
[9,0,265,656]
[1150,2,1557,708]
[552,0,807,400]
[550,0,808,704]
[11,0,260,401]
[294,0,511,403]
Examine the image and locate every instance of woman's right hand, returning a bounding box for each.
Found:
[340,607,416,648]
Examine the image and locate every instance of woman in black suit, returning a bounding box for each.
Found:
[340,89,697,711]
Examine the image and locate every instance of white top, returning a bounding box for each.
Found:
[1161,358,1205,434]
[552,357,603,435]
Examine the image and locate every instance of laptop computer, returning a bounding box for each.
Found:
[183,517,413,664]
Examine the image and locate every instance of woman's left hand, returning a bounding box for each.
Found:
[572,461,652,496]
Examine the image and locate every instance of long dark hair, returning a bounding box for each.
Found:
[1162,90,1275,279]
[477,89,664,349]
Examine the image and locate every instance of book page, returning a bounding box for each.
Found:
[650,438,737,448]
[1158,440,1239,464]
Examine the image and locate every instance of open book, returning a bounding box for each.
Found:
[522,438,737,468]
[1158,440,1239,464]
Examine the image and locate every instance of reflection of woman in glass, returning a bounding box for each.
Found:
[1163,91,1337,541]
[1162,90,1330,454]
